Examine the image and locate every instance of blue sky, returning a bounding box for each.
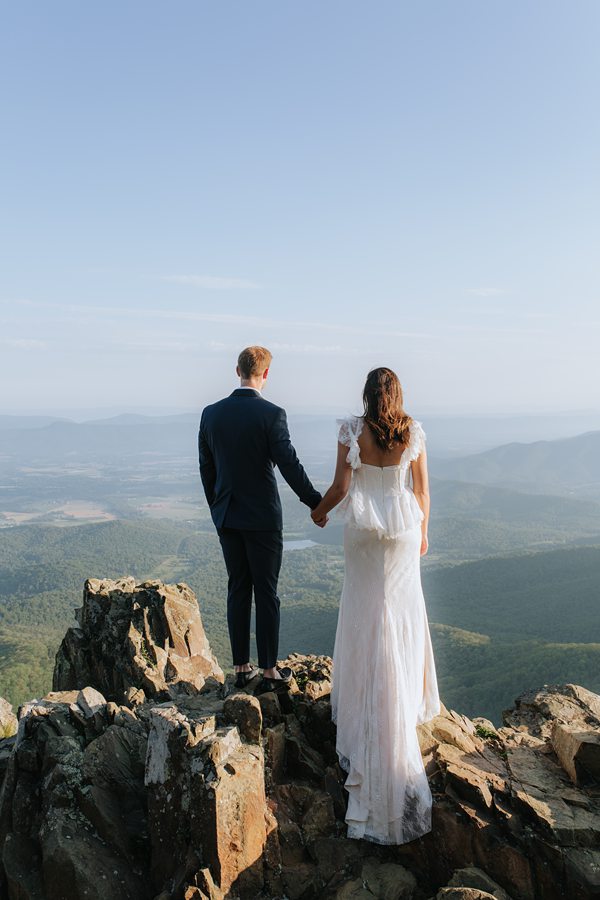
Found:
[1,2,599,416]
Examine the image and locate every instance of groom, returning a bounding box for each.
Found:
[198,346,325,692]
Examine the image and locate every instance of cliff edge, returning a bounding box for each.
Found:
[0,578,599,900]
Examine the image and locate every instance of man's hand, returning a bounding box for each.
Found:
[311,506,328,528]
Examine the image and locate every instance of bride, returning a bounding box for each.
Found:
[310,367,441,845]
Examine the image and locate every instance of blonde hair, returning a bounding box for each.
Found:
[237,345,273,378]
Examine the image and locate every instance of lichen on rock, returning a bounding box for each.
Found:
[0,579,599,899]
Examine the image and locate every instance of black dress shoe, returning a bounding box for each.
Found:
[234,666,259,689]
[255,666,293,694]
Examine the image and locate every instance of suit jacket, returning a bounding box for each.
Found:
[198,389,322,530]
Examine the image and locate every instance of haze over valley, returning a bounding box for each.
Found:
[2,0,600,738]
[1,408,599,724]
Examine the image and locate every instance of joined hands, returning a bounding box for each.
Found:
[311,508,328,528]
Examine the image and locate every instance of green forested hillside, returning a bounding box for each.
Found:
[305,478,600,562]
[2,520,600,723]
[0,520,191,704]
[432,430,600,496]
[422,546,600,643]
[432,624,600,720]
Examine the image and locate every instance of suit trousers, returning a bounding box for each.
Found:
[217,527,283,669]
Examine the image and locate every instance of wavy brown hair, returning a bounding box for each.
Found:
[362,367,413,451]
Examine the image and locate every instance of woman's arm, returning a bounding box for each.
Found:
[411,446,430,556]
[310,442,353,523]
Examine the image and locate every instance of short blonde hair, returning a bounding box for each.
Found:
[237,345,273,379]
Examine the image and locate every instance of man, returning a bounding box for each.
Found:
[198,346,325,692]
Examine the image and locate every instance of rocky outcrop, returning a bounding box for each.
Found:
[0,580,599,899]
[0,685,266,899]
[53,578,224,702]
[0,699,17,740]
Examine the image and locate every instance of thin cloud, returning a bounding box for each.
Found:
[270,342,344,354]
[208,340,372,356]
[467,287,505,297]
[13,299,436,340]
[464,307,559,321]
[18,297,544,340]
[16,299,267,327]
[110,337,193,352]
[112,337,361,356]
[161,275,261,290]
[0,338,46,349]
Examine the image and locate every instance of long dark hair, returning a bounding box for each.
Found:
[362,367,413,451]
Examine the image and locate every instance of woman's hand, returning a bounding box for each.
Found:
[308,442,352,529]
[420,533,429,556]
[311,506,328,528]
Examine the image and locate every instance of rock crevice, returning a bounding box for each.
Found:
[0,579,599,900]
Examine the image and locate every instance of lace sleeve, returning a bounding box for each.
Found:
[337,418,353,448]
[406,420,426,464]
[336,415,363,469]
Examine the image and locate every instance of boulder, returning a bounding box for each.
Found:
[335,858,417,899]
[446,866,514,899]
[551,720,600,786]
[222,692,262,743]
[144,702,267,898]
[436,890,498,900]
[0,693,147,900]
[2,577,600,900]
[0,698,17,740]
[53,578,223,702]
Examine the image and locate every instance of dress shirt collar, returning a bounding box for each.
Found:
[237,385,262,395]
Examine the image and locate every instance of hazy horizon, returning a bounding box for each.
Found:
[3,402,600,422]
[2,3,599,415]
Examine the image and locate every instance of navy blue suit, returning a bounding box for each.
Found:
[198,388,321,667]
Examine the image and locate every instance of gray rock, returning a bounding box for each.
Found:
[4,574,600,900]
[551,719,600,786]
[447,867,513,899]
[437,890,498,900]
[335,859,417,899]
[222,692,262,743]
[0,698,17,740]
[53,579,224,703]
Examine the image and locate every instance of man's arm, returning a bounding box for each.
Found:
[198,414,217,507]
[267,408,322,509]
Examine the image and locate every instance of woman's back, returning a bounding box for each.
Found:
[336,414,425,539]
[356,418,407,468]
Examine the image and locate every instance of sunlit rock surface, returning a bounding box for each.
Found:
[0,580,599,899]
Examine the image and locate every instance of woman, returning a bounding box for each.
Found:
[310,367,441,845]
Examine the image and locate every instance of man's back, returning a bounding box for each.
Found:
[199,389,320,530]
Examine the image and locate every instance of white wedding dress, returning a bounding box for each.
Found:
[331,415,441,845]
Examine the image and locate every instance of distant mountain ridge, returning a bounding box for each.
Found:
[431,429,600,496]
[82,412,200,426]
[0,415,72,430]
[4,409,600,459]
[3,517,600,722]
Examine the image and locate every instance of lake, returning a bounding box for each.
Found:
[283,539,317,551]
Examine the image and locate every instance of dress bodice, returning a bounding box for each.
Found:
[336,415,426,538]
